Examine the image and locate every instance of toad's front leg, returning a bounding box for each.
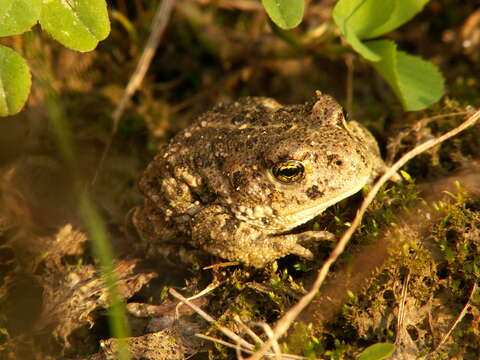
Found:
[191,205,334,268]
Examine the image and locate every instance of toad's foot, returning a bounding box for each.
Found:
[275,231,335,260]
[192,206,336,267]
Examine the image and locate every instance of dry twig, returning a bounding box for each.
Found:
[345,54,354,116]
[395,271,411,345]
[170,289,307,359]
[254,323,282,359]
[386,110,471,165]
[194,0,263,11]
[91,0,176,186]
[170,288,253,350]
[174,281,219,316]
[195,334,251,355]
[234,315,264,345]
[425,281,478,359]
[247,109,480,360]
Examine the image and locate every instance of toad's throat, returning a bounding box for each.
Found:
[269,175,370,233]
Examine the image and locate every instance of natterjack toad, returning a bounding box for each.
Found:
[132,92,387,268]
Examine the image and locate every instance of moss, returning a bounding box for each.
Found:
[299,184,479,359]
[431,188,480,298]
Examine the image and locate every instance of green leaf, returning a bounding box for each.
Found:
[39,0,110,52]
[333,0,431,60]
[335,25,381,61]
[365,0,430,39]
[262,0,304,30]
[0,45,31,116]
[395,51,444,110]
[333,0,430,40]
[332,0,392,61]
[0,0,41,36]
[357,343,395,360]
[366,39,444,111]
[400,170,413,183]
[333,0,394,39]
[366,40,400,89]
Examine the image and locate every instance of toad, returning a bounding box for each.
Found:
[132,91,388,268]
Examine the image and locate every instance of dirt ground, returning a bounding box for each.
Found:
[0,1,479,359]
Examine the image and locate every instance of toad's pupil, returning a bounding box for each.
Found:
[280,167,299,177]
[272,160,305,183]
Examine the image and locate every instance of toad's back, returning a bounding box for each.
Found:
[133,92,386,267]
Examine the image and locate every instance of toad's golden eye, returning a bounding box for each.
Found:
[271,160,305,183]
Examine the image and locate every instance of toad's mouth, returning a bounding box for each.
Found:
[273,174,370,232]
